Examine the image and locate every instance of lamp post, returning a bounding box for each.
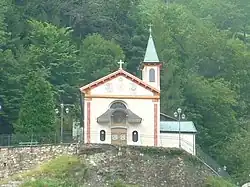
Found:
[174,108,185,148]
[223,165,227,171]
[55,103,74,143]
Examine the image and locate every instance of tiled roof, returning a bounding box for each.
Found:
[160,121,197,133]
[143,33,160,63]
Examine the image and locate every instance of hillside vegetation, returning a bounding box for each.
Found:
[1,0,250,183]
[1,146,235,187]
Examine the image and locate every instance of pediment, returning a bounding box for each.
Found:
[90,75,154,96]
[80,69,160,96]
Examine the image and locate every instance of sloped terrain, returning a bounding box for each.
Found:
[0,145,235,187]
[81,145,212,187]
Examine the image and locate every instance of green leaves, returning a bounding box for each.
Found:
[16,72,56,135]
[222,130,250,182]
[1,0,250,183]
[79,34,125,82]
[23,19,80,103]
[184,76,237,151]
[139,0,250,181]
[0,0,10,44]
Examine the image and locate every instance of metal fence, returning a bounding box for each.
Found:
[0,132,81,147]
[196,145,231,179]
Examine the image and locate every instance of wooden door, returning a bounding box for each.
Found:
[111,128,127,145]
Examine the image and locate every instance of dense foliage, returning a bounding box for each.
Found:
[0,0,250,183]
[17,72,56,135]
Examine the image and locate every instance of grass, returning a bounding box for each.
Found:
[204,176,236,187]
[37,155,81,177]
[21,178,62,187]
[0,155,87,187]
[112,180,140,187]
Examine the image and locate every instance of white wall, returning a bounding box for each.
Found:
[90,76,154,96]
[141,65,160,90]
[160,133,196,155]
[84,97,160,147]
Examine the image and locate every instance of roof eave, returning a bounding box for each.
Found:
[80,69,160,94]
[140,61,163,70]
[160,130,197,134]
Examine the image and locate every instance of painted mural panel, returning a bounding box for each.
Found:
[90,75,154,96]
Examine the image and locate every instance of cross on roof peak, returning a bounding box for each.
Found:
[118,59,124,69]
[148,23,153,34]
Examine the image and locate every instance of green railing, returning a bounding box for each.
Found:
[0,132,79,147]
[196,145,231,179]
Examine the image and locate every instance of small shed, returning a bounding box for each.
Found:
[160,121,197,155]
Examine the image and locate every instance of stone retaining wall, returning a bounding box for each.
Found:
[0,144,79,179]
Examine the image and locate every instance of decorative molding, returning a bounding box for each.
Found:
[85,98,92,101]
[140,62,163,70]
[87,102,91,144]
[80,69,160,94]
[157,65,160,86]
[154,103,158,146]
[110,126,127,129]
[152,98,159,102]
[85,94,160,99]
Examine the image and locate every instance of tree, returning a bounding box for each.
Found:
[79,34,125,83]
[183,75,238,155]
[0,0,22,133]
[16,72,56,135]
[0,0,9,44]
[1,0,250,182]
[222,130,250,182]
[18,19,80,104]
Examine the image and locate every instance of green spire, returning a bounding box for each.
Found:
[143,24,159,63]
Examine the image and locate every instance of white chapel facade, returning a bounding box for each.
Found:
[80,29,197,155]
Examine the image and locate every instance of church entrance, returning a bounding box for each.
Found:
[111,110,127,145]
[111,128,127,145]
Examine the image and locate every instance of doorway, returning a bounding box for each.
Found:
[111,110,127,145]
[111,127,127,145]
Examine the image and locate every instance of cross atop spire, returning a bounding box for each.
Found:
[143,24,159,63]
[118,59,124,69]
[149,23,153,34]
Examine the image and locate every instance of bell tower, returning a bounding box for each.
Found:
[141,24,162,90]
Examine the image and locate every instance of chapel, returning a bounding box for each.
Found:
[80,27,197,155]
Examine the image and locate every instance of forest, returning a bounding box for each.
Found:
[0,0,250,183]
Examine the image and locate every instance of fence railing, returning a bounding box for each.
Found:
[196,145,231,179]
[0,132,81,147]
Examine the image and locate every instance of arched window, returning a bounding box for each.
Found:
[112,110,127,124]
[100,130,106,141]
[132,131,138,142]
[110,101,127,109]
[149,68,155,82]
